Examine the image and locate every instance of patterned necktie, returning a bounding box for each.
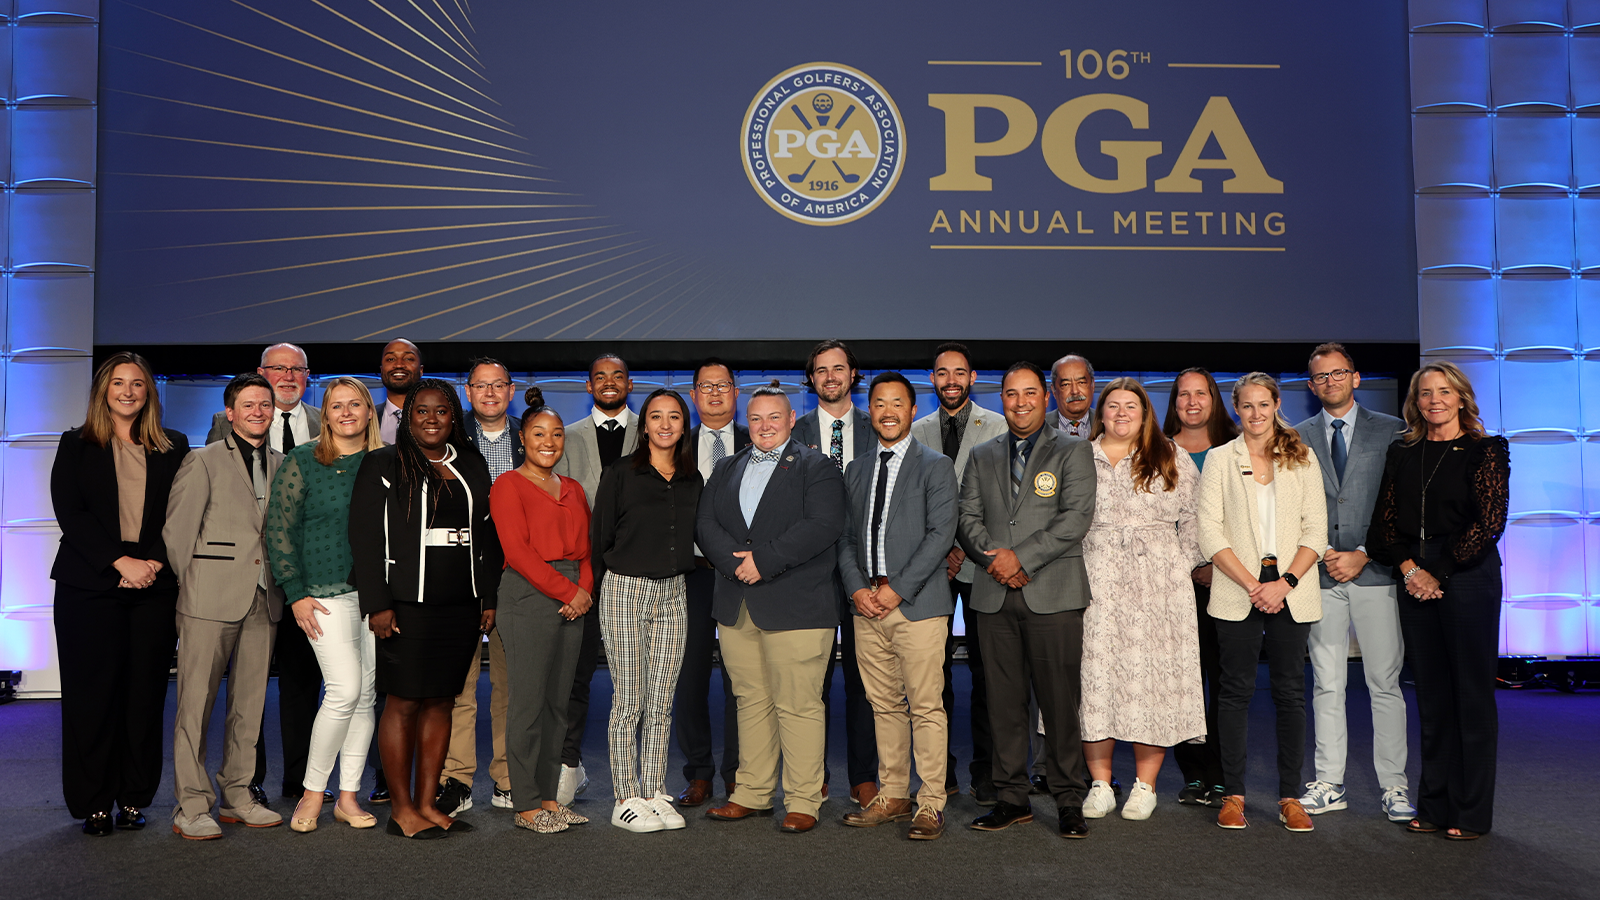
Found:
[751,448,781,464]
[1331,419,1348,483]
[830,419,844,470]
[1011,438,1028,499]
[281,411,296,453]
[711,430,727,467]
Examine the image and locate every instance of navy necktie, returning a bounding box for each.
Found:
[871,450,894,577]
[1331,419,1348,483]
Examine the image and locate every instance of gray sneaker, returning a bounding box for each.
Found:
[171,810,223,840]
[219,801,284,828]
[1381,786,1416,822]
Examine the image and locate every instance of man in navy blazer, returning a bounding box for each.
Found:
[697,386,848,834]
[837,373,959,840]
[791,339,878,806]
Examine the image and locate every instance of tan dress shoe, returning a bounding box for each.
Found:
[677,780,714,807]
[908,806,945,840]
[1217,795,1248,829]
[850,781,879,808]
[1279,798,1314,833]
[842,795,914,828]
[705,801,773,821]
[779,812,818,833]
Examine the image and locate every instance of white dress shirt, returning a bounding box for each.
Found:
[695,422,738,558]
[817,406,855,462]
[864,436,911,578]
[590,406,634,431]
[1319,403,1359,454]
[267,402,313,451]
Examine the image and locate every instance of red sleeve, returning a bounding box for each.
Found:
[490,473,580,604]
[570,480,595,596]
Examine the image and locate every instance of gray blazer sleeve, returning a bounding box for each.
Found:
[893,453,959,604]
[1012,440,1096,576]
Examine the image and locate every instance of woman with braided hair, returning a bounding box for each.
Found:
[349,379,503,839]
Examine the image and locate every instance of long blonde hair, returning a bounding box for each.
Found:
[1401,360,1487,446]
[82,352,173,452]
[1090,378,1179,492]
[1230,372,1309,469]
[313,377,385,466]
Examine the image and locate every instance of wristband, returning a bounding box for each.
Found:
[1403,566,1420,582]
[1282,572,1298,589]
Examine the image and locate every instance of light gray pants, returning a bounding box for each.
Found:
[172,587,277,817]
[499,566,584,812]
[1307,580,1408,789]
[599,573,687,800]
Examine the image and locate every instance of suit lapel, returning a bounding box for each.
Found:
[851,409,871,463]
[1305,412,1337,493]
[1011,428,1055,512]
[748,442,799,535]
[223,432,255,496]
[722,445,751,539]
[1233,441,1263,556]
[885,441,921,528]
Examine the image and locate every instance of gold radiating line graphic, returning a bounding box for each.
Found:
[105,130,554,182]
[109,90,539,170]
[440,254,668,339]
[122,4,517,138]
[361,0,483,79]
[150,216,604,250]
[122,204,590,213]
[307,0,492,103]
[427,0,478,54]
[402,0,481,66]
[448,0,473,31]
[105,171,570,194]
[499,256,679,340]
[110,48,527,155]
[1167,63,1280,69]
[578,263,707,339]
[633,272,724,339]
[230,1,505,122]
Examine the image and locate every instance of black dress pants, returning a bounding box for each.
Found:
[54,582,178,818]
[254,611,323,794]
[1400,555,1501,834]
[1173,583,1225,790]
[1215,606,1312,798]
[821,597,878,787]
[978,589,1087,808]
[674,565,739,784]
[561,604,602,767]
[942,580,990,787]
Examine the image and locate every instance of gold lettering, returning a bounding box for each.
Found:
[1265,211,1285,235]
[1076,210,1094,234]
[1114,211,1137,233]
[960,210,981,232]
[1145,210,1164,234]
[1153,97,1284,194]
[928,94,1039,191]
[1019,210,1040,234]
[1039,94,1163,194]
[1047,210,1070,233]
[1234,211,1256,235]
[1196,211,1213,234]
[989,209,1011,233]
[1170,211,1188,235]
[930,209,952,233]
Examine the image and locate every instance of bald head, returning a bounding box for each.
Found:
[380,338,423,403]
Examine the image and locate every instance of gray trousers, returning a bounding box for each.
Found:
[1308,580,1408,788]
[172,587,277,817]
[499,566,584,812]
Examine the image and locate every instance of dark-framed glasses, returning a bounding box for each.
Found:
[468,380,514,391]
[1310,369,1353,385]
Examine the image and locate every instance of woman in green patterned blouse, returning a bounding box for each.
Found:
[267,377,386,833]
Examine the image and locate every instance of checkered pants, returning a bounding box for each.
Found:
[598,572,688,800]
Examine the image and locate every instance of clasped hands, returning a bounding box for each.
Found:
[115,556,162,590]
[1247,577,1290,614]
[731,551,763,585]
[1405,568,1443,601]
[981,548,1029,589]
[851,582,904,619]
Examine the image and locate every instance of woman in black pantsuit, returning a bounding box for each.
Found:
[349,379,502,839]
[50,351,190,836]
[1369,361,1508,841]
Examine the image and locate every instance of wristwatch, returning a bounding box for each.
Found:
[1281,572,1299,589]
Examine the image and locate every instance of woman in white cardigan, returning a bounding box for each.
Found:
[1197,373,1326,834]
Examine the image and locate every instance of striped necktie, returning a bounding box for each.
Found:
[1011,438,1028,499]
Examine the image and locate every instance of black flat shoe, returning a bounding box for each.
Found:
[1406,818,1441,834]
[970,800,1034,831]
[1058,806,1089,839]
[115,805,146,830]
[443,818,474,833]
[386,818,449,839]
[1444,828,1483,841]
[83,812,113,836]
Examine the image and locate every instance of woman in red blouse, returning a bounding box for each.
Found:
[490,390,595,834]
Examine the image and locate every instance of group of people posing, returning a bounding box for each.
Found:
[49,337,1508,844]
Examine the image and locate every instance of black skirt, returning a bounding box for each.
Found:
[376,601,480,699]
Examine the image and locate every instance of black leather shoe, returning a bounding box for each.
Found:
[970,800,1034,831]
[248,783,270,807]
[1058,806,1089,839]
[369,787,391,804]
[115,805,146,830]
[1029,774,1048,795]
[83,811,113,837]
[970,778,998,807]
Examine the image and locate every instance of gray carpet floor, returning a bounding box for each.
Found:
[1,662,1596,900]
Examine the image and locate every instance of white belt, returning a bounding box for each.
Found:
[424,527,472,547]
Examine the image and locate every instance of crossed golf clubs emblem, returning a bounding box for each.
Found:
[785,92,863,187]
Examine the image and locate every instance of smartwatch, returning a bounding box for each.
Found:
[1282,572,1299,589]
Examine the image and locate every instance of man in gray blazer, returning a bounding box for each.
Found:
[204,343,321,451]
[959,362,1096,838]
[165,374,285,839]
[1294,343,1414,822]
[909,341,1007,803]
[838,373,959,840]
[550,352,639,804]
[792,339,878,806]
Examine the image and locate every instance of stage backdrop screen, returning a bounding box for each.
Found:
[96,0,1416,344]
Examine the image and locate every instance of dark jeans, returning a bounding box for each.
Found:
[1173,582,1224,790]
[1400,553,1501,834]
[1215,606,1311,799]
[942,580,989,787]
[561,603,603,767]
[255,612,323,794]
[674,565,739,784]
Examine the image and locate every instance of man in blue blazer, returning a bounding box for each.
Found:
[837,373,959,841]
[791,339,879,807]
[698,386,849,834]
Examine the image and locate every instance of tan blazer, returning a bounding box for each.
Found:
[1197,435,1327,623]
[163,433,285,623]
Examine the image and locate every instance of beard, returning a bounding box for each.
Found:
[817,381,850,404]
[381,370,415,392]
[939,383,970,411]
[593,392,628,412]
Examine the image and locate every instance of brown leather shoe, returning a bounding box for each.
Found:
[850,781,879,808]
[908,806,945,840]
[842,795,914,828]
[779,812,818,833]
[1278,798,1314,833]
[705,801,773,821]
[677,780,714,807]
[1217,795,1248,829]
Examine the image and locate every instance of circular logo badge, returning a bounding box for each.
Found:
[741,62,905,226]
[1034,472,1058,498]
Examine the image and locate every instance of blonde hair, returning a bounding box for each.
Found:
[1402,361,1487,446]
[1090,378,1179,492]
[313,377,385,466]
[82,352,173,452]
[1230,372,1310,469]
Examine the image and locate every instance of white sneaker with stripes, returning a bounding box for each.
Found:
[611,797,665,833]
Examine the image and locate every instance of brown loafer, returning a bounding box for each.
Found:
[677,780,714,807]
[842,795,914,828]
[705,801,772,821]
[779,812,818,833]
[1279,798,1314,833]
[908,806,945,841]
[1217,795,1248,829]
[850,781,879,808]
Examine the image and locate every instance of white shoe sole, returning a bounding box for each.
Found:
[492,794,513,809]
[1303,799,1347,815]
[612,812,665,833]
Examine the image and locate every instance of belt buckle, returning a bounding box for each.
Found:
[869,575,890,589]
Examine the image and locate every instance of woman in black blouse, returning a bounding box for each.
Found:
[1369,361,1508,840]
[591,388,703,833]
[50,352,190,835]
[349,380,502,839]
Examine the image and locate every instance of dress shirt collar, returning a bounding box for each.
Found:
[591,405,632,431]
[877,434,913,461]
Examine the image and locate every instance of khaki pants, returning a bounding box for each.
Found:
[718,603,833,819]
[854,610,949,810]
[443,629,510,791]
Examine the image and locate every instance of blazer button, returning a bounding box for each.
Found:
[1337,497,1346,504]
[1009,520,1017,526]
[746,539,752,544]
[254,559,261,565]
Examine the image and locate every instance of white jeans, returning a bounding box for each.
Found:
[302,591,377,794]
[1307,581,1408,788]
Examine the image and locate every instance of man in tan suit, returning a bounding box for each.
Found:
[164,373,286,839]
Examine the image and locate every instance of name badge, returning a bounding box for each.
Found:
[1034,472,1057,497]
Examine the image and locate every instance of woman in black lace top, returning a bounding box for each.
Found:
[1368,361,1509,840]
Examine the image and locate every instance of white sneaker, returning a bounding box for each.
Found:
[611,797,665,833]
[1381,786,1416,822]
[557,763,589,806]
[647,793,687,830]
[1082,780,1117,818]
[1121,779,1158,820]
[1298,780,1348,815]
[491,785,513,809]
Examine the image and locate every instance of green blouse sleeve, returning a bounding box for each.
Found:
[267,448,310,604]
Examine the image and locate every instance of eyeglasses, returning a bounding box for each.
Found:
[261,365,309,376]
[696,382,734,394]
[1310,369,1353,385]
[467,380,514,391]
